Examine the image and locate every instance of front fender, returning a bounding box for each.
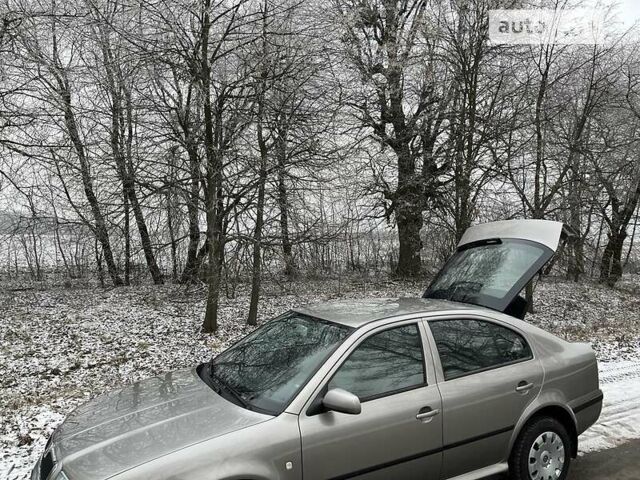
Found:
[111,414,302,480]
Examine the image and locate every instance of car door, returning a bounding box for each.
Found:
[298,322,443,480]
[425,317,543,479]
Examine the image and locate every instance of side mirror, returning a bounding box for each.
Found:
[322,388,361,415]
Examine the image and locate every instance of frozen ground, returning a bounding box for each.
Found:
[1,275,639,479]
[578,359,640,454]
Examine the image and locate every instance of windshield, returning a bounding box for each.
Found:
[424,239,551,312]
[202,312,352,414]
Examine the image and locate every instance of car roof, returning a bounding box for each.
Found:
[292,297,493,328]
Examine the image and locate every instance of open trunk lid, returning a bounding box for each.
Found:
[424,220,567,318]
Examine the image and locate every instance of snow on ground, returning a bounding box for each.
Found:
[527,275,640,362]
[0,275,638,479]
[578,359,640,454]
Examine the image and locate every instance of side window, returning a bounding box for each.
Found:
[429,319,532,380]
[328,324,426,401]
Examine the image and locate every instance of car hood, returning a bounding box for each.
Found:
[51,369,272,480]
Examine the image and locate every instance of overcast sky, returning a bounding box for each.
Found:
[598,0,640,32]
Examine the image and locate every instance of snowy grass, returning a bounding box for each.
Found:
[527,275,640,360]
[1,275,638,479]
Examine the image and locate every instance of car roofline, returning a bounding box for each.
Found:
[291,299,500,329]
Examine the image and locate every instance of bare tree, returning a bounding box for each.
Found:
[332,0,452,277]
[589,61,640,286]
[88,2,164,284]
[12,2,124,285]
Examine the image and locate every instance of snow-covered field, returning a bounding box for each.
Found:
[1,276,638,479]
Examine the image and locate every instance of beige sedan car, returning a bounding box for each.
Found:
[33,220,603,480]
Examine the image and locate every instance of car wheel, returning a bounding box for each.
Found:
[509,416,572,480]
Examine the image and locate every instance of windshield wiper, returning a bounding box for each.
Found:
[207,362,251,410]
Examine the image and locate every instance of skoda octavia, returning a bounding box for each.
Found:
[33,220,603,480]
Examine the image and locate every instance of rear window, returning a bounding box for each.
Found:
[424,239,548,311]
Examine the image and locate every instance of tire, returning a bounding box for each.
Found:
[508,416,572,480]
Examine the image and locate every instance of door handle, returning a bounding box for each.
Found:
[416,408,440,421]
[516,381,534,393]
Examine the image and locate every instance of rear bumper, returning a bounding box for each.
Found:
[572,390,604,436]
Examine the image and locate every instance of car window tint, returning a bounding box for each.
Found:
[429,319,532,380]
[328,324,426,401]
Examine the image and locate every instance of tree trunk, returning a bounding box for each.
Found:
[248,27,269,326]
[624,207,639,268]
[566,141,584,282]
[396,204,423,277]
[276,133,295,278]
[395,149,423,277]
[610,234,626,285]
[600,231,627,287]
[566,237,584,282]
[201,0,223,334]
[125,175,164,284]
[166,190,178,281]
[123,186,130,285]
[53,216,71,279]
[181,147,201,283]
[591,217,605,277]
[248,163,267,326]
[95,239,105,288]
[525,282,534,314]
[202,218,223,333]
